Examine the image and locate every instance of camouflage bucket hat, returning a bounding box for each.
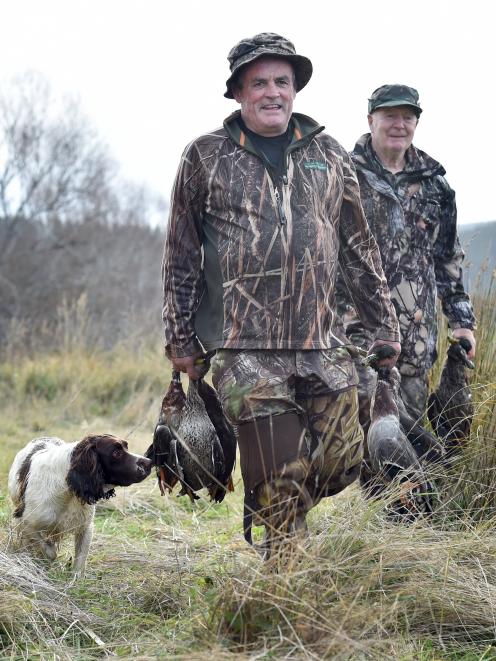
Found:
[368,84,423,116]
[224,32,313,99]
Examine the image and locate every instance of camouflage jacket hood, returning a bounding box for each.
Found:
[162,114,399,358]
[340,133,475,376]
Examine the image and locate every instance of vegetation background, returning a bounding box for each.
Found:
[1,73,495,660]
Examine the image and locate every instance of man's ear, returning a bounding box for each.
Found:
[367,113,374,131]
[232,73,244,104]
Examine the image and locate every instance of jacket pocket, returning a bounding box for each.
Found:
[408,197,441,251]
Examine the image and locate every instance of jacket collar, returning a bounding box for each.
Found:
[351,133,445,182]
[223,110,324,154]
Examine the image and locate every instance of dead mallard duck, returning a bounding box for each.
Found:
[146,371,236,503]
[364,345,444,466]
[427,337,474,461]
[366,347,434,517]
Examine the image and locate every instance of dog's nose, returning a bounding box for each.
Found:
[137,456,153,474]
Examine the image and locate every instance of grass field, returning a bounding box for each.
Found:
[1,285,495,660]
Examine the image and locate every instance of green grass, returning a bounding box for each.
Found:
[1,282,496,660]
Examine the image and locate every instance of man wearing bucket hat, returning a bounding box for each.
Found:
[336,84,476,489]
[162,34,400,553]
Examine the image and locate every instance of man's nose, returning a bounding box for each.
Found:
[265,81,280,96]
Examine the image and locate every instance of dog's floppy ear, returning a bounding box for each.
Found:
[67,436,112,504]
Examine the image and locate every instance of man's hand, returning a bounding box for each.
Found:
[368,339,402,368]
[171,354,204,380]
[452,328,476,360]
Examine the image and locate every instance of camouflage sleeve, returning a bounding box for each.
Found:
[162,140,207,358]
[337,152,400,343]
[433,182,476,330]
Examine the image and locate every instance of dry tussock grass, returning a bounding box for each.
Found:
[0,547,105,659]
[3,472,496,659]
[209,488,496,659]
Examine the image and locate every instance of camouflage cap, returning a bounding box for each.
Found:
[224,32,313,99]
[368,84,423,116]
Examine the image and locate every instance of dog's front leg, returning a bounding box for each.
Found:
[73,520,93,578]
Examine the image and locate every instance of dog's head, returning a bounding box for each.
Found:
[67,434,152,504]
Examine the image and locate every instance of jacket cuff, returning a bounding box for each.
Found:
[449,321,476,331]
[445,300,477,331]
[373,330,401,343]
[165,337,203,359]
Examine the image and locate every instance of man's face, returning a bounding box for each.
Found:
[233,57,296,137]
[368,106,418,155]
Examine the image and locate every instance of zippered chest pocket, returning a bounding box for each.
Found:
[407,196,441,250]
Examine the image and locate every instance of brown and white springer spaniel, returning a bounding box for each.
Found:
[8,434,152,577]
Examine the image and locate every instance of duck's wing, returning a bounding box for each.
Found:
[207,438,229,503]
[197,378,237,486]
[368,416,423,479]
[428,388,473,439]
[429,339,474,438]
[172,434,200,502]
[368,419,434,515]
[427,390,443,430]
[377,367,443,464]
[427,392,449,438]
[397,399,444,465]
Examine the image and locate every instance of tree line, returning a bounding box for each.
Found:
[0,72,167,353]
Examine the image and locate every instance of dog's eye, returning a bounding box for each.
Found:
[112,448,123,458]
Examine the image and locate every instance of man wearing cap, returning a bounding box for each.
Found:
[162,34,400,552]
[337,84,476,485]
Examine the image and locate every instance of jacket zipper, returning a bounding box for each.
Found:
[274,187,286,226]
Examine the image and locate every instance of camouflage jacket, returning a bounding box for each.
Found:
[162,113,399,358]
[337,134,475,377]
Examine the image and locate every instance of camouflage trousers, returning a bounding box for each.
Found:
[211,349,364,545]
